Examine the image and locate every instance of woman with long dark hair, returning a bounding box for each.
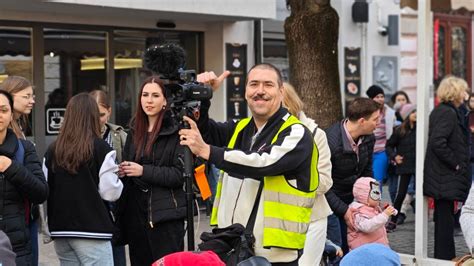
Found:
[117,76,185,265]
[44,93,123,264]
[89,89,127,265]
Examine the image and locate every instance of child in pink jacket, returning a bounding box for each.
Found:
[347,177,398,250]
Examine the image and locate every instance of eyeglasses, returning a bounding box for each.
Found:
[14,94,35,100]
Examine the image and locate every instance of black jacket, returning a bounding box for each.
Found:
[45,138,120,240]
[325,121,375,217]
[0,129,48,259]
[424,102,472,201]
[386,124,416,175]
[120,114,186,229]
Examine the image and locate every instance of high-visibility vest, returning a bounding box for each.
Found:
[210,115,319,250]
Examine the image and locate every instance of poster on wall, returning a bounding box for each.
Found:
[226,43,248,120]
[373,56,398,96]
[344,47,361,97]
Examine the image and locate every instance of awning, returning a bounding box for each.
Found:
[400,0,474,11]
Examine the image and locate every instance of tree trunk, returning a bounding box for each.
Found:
[284,0,342,129]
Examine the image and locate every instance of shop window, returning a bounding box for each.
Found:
[0,26,34,136]
[434,14,472,87]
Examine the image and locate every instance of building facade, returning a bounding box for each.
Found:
[0,0,275,156]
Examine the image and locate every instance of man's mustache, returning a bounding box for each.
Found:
[251,95,270,101]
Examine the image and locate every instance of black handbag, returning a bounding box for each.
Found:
[198,182,263,266]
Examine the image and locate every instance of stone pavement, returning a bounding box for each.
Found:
[386,201,469,258]
[39,194,471,264]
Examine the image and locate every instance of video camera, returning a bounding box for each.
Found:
[143,43,212,123]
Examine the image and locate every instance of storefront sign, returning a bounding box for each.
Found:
[226,43,247,120]
[46,108,65,134]
[344,47,361,97]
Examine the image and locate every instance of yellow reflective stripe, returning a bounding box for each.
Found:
[263,228,306,249]
[264,201,312,223]
[265,190,315,208]
[264,217,309,234]
[264,176,316,198]
[228,118,251,149]
[310,144,319,191]
[210,177,223,226]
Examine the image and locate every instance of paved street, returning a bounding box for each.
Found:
[387,201,469,258]
[39,192,470,264]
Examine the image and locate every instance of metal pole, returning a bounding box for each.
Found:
[415,0,431,261]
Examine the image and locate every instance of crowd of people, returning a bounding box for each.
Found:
[0,55,472,265]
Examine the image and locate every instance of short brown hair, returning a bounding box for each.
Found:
[246,63,283,87]
[347,97,380,122]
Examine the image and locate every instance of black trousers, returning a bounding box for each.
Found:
[128,219,185,266]
[434,199,456,260]
[391,174,412,223]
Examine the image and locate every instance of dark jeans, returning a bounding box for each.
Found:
[337,216,349,254]
[434,199,456,260]
[326,214,342,247]
[128,219,185,266]
[391,174,413,223]
[112,244,126,266]
[30,218,38,266]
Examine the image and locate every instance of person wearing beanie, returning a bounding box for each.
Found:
[347,177,397,250]
[386,104,417,232]
[366,85,397,195]
[340,243,401,266]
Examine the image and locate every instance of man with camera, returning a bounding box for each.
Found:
[179,63,319,265]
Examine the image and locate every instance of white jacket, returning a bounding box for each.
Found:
[298,112,333,221]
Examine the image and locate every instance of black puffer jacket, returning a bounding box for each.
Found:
[119,115,185,230]
[424,102,471,201]
[386,124,416,175]
[325,121,375,217]
[0,129,48,261]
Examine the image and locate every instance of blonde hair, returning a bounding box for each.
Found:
[437,76,469,103]
[282,82,304,117]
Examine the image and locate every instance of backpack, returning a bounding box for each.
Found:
[15,139,24,164]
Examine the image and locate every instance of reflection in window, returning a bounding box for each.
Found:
[451,26,467,80]
[44,28,106,135]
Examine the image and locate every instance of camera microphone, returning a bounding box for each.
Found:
[143,43,186,80]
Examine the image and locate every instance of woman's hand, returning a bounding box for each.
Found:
[119,161,143,177]
[0,156,12,172]
[394,155,403,165]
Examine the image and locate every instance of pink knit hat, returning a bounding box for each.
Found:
[353,177,378,204]
[399,103,416,121]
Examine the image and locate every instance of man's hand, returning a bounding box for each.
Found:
[179,116,211,160]
[197,71,230,92]
[344,207,356,230]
